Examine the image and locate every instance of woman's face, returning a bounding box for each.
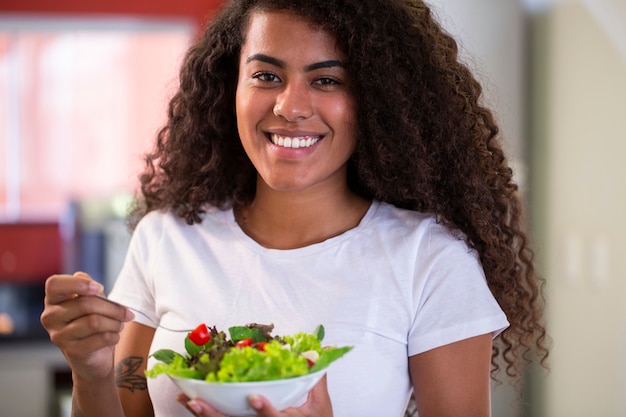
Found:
[235,10,357,195]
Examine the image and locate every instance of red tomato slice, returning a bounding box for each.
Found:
[235,338,253,348]
[188,324,211,346]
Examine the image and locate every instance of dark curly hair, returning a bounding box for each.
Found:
[129,0,549,382]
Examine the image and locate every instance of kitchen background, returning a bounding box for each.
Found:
[0,0,624,416]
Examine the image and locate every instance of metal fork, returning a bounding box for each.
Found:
[95,295,192,333]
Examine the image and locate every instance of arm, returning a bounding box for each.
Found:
[409,333,493,417]
[114,322,156,417]
[71,322,155,417]
[40,273,133,417]
[41,273,156,417]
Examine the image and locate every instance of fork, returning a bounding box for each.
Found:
[95,295,192,333]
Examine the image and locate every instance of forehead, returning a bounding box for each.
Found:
[241,10,342,59]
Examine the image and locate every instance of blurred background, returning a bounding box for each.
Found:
[0,0,624,416]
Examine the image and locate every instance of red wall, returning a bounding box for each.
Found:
[0,0,225,29]
[0,223,62,283]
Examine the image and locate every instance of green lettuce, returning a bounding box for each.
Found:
[145,324,352,383]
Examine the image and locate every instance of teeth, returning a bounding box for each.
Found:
[271,134,320,149]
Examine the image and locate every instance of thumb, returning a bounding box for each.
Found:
[298,374,333,416]
[73,271,105,295]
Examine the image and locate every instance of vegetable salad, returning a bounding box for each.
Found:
[145,323,352,383]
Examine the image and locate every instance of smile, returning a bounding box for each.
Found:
[270,133,321,149]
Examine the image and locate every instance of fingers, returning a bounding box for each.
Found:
[41,273,94,333]
[246,396,301,416]
[40,272,133,354]
[42,273,131,324]
[44,272,104,305]
[177,394,229,417]
[174,376,332,417]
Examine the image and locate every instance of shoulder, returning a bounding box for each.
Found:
[372,202,442,230]
[370,202,468,249]
[132,209,181,237]
[131,206,229,243]
[364,202,479,271]
[134,206,226,231]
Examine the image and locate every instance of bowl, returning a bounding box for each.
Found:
[170,370,326,417]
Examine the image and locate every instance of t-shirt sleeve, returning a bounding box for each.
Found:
[407,228,509,356]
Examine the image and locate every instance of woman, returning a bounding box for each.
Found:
[40,0,549,416]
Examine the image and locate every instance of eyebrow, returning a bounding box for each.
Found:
[245,53,345,72]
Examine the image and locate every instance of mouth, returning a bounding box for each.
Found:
[269,133,322,149]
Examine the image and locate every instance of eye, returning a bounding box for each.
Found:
[315,77,340,86]
[252,71,281,83]
[312,76,344,91]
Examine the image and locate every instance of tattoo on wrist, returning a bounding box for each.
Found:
[115,356,148,393]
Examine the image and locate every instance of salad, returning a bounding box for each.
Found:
[145,323,352,383]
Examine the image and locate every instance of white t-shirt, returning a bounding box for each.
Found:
[109,201,509,417]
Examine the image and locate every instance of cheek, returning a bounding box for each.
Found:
[328,94,356,123]
[235,92,254,138]
[331,99,358,147]
[235,89,271,135]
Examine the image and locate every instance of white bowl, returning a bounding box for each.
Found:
[170,370,326,417]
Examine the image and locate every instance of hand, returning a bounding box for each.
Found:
[177,375,333,417]
[40,272,134,382]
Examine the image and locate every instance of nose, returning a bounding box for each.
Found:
[273,81,313,121]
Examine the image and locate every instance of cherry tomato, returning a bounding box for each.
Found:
[235,338,253,348]
[255,342,268,351]
[188,324,211,346]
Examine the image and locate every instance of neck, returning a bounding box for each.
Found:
[235,179,371,249]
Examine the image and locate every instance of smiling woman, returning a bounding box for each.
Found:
[38,1,549,417]
[235,10,359,208]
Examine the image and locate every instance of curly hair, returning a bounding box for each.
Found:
[129,0,549,382]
